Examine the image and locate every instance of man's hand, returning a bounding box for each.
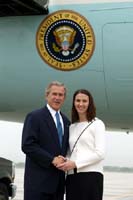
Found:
[52,155,66,167]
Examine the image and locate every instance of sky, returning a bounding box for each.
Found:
[0,120,133,167]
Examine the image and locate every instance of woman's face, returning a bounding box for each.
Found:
[74,93,89,115]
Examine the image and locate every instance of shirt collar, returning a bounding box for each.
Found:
[47,104,60,117]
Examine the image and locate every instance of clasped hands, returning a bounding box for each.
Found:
[52,155,76,172]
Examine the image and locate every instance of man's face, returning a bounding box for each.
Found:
[46,85,66,111]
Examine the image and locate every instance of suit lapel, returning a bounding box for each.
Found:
[43,106,61,148]
[61,113,69,150]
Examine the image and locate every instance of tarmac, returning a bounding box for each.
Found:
[14,168,133,200]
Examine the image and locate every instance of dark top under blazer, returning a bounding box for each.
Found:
[22,106,70,194]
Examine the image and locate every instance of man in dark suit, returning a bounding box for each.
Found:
[22,81,70,200]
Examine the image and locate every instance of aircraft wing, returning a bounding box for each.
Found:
[0,0,49,17]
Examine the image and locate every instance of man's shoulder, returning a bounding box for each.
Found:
[26,106,47,118]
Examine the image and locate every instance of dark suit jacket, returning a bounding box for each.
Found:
[22,106,70,196]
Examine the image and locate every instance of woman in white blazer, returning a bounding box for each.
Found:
[57,89,106,200]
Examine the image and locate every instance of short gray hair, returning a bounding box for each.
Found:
[45,81,67,96]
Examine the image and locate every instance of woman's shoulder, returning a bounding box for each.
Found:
[93,117,105,127]
[70,121,88,129]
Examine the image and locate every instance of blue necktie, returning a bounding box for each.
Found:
[55,112,63,146]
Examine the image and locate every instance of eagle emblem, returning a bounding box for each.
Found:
[53,26,79,56]
[36,10,95,71]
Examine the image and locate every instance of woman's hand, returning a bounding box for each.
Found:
[56,159,76,171]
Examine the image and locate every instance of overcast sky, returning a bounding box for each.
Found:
[0,120,133,167]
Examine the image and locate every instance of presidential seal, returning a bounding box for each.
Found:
[36,10,95,71]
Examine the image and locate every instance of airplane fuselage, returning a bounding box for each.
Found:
[0,0,133,132]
